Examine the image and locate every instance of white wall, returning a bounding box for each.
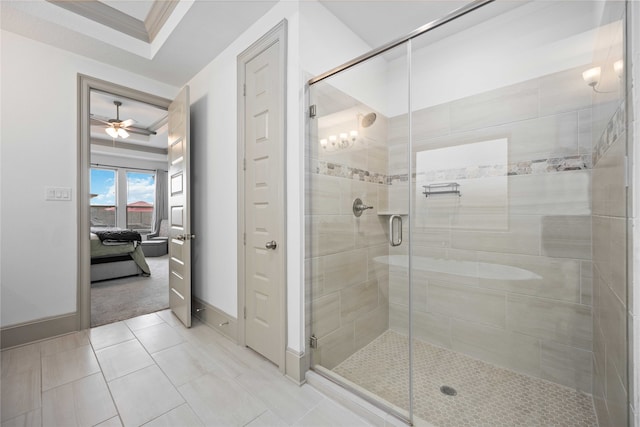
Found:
[0,30,177,327]
[1,0,386,354]
[384,1,604,117]
[300,1,605,121]
[299,1,389,114]
[188,0,303,351]
[188,0,375,353]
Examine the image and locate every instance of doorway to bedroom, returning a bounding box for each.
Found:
[88,88,171,327]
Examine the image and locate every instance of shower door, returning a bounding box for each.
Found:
[308,0,627,425]
[306,42,412,421]
[406,1,625,426]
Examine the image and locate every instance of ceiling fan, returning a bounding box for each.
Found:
[96,100,134,139]
[92,100,157,139]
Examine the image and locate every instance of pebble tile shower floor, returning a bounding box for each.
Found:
[333,330,597,427]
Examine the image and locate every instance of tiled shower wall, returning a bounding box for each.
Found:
[306,7,632,414]
[306,106,391,370]
[592,104,627,427]
[387,65,596,393]
[591,2,628,426]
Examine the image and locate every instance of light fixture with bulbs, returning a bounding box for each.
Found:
[613,59,624,77]
[319,111,377,152]
[582,67,602,88]
[582,60,623,93]
[320,129,359,151]
[105,126,130,139]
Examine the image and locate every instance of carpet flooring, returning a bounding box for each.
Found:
[91,255,169,327]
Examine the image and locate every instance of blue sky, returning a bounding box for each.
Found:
[90,169,155,205]
[126,172,155,204]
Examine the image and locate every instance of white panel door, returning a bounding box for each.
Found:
[168,86,192,328]
[244,41,283,364]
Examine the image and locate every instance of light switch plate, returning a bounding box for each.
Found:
[45,187,72,201]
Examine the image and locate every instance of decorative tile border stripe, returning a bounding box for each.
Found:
[309,154,591,186]
[312,159,387,184]
[413,156,590,183]
[508,155,591,175]
[593,102,626,166]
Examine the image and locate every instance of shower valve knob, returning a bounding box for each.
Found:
[353,198,374,217]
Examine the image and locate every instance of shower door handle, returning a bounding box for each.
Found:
[389,215,402,247]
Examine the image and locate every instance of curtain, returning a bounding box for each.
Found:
[152,169,168,235]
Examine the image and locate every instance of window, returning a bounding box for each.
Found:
[90,168,156,232]
[90,168,116,228]
[126,171,155,234]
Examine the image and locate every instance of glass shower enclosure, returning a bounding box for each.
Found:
[306,1,628,426]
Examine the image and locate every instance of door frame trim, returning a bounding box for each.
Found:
[236,20,288,372]
[77,74,171,329]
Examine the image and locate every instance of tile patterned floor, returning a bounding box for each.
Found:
[333,330,598,427]
[1,310,374,427]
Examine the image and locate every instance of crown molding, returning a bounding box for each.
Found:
[46,0,180,44]
[145,1,179,43]
[46,0,150,42]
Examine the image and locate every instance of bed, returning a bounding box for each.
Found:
[90,228,151,282]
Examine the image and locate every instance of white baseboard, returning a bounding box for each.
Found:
[192,297,237,343]
[285,347,309,385]
[1,312,78,349]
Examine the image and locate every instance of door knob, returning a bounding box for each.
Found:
[176,234,196,241]
[265,240,277,250]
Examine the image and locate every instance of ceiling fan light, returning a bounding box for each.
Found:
[105,127,118,138]
[117,128,130,139]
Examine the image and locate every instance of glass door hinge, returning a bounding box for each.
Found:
[309,104,316,118]
[309,335,318,349]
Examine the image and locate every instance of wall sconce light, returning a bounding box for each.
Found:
[582,66,601,88]
[582,60,623,94]
[613,59,624,78]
